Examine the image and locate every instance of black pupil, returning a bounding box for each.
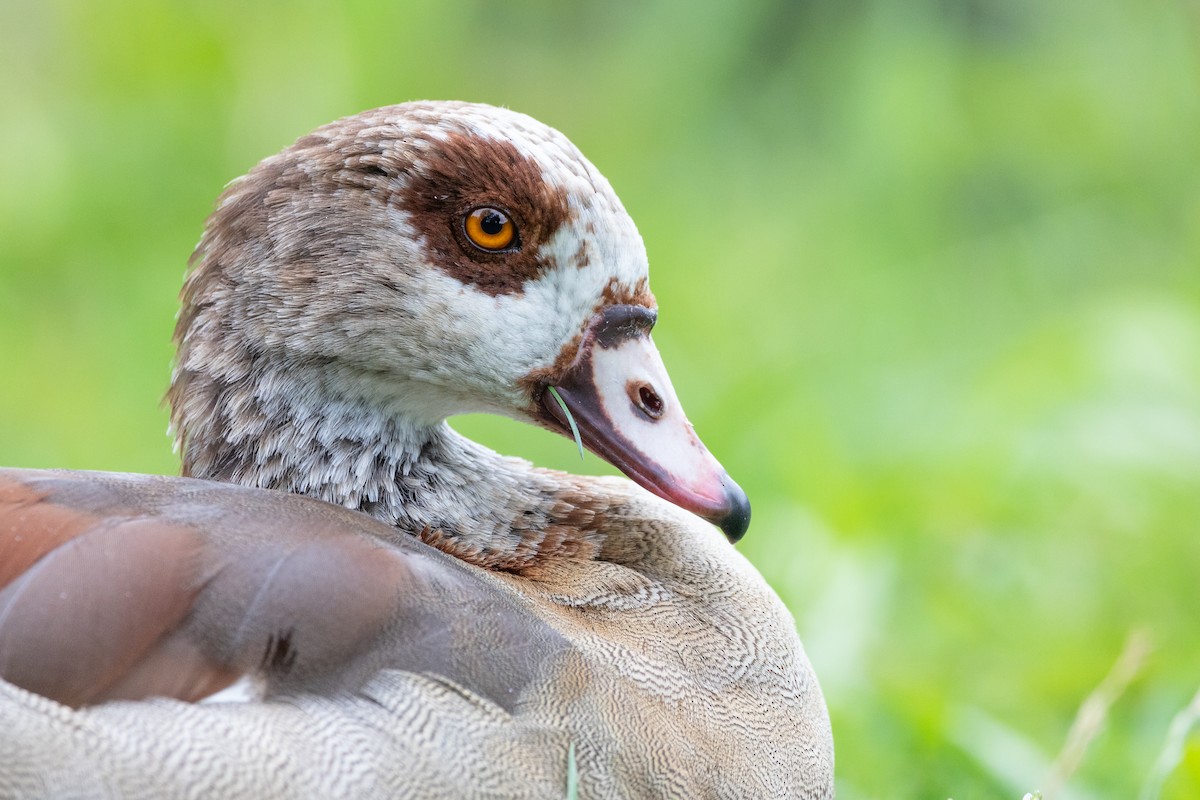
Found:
[640,386,663,415]
[480,211,506,236]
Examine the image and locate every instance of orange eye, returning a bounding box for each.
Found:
[464,207,517,252]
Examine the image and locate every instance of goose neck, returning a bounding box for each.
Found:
[172,363,606,570]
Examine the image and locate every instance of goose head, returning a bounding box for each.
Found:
[172,101,750,541]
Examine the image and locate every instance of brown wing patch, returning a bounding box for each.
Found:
[0,476,100,589]
[0,516,205,708]
[98,632,241,704]
[391,129,572,296]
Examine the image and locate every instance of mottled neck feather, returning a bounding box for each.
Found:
[168,362,607,571]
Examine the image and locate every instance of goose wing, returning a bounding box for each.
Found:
[0,468,565,710]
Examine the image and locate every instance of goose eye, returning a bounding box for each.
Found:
[464,207,517,252]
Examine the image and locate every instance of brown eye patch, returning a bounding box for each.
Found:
[393,130,572,297]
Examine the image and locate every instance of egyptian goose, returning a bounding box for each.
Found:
[0,102,833,798]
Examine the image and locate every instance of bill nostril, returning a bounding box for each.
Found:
[629,382,665,420]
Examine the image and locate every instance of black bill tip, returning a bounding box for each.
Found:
[715,475,752,543]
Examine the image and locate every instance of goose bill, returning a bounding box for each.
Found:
[539,305,751,542]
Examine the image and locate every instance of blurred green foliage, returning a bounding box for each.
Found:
[2,0,1198,796]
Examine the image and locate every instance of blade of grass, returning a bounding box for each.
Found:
[1139,684,1200,800]
[547,386,585,460]
[565,741,579,800]
[1046,629,1151,797]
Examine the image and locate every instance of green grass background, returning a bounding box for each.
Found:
[2,1,1198,796]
